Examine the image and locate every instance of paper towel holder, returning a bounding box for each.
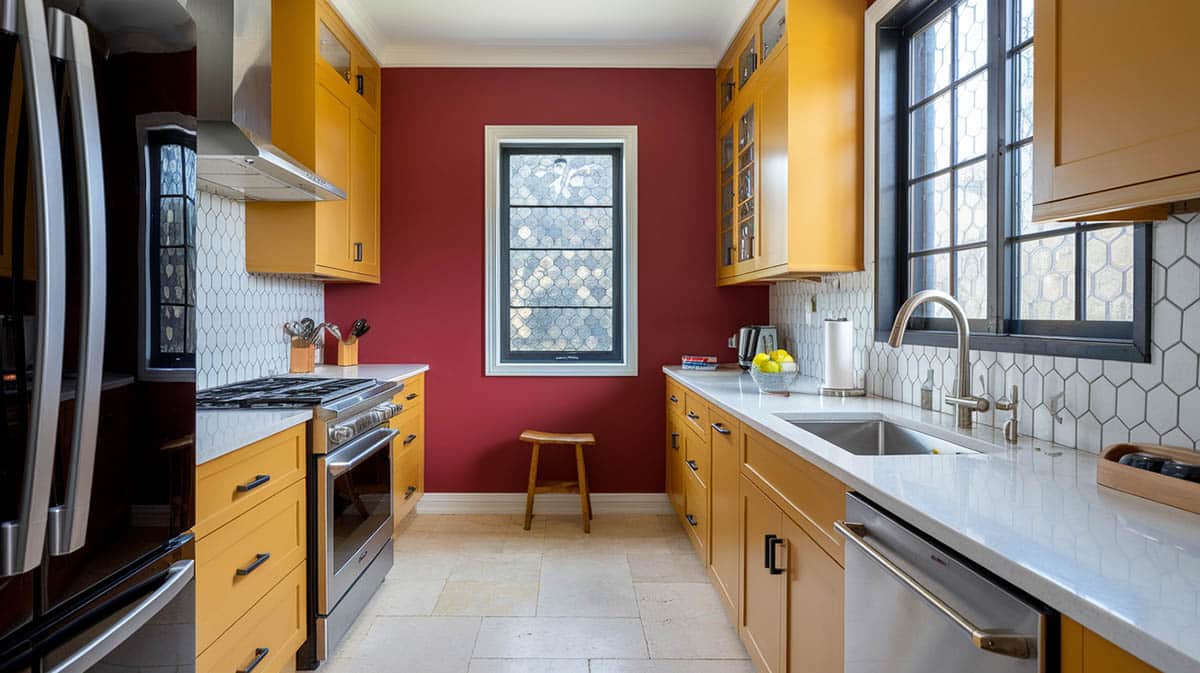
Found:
[821,317,865,397]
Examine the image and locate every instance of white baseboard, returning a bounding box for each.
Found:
[415,492,671,515]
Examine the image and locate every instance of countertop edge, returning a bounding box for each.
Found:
[663,366,1197,673]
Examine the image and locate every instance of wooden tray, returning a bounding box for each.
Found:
[1097,443,1200,515]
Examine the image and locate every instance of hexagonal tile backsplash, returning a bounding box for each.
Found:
[195,191,324,390]
[770,214,1200,454]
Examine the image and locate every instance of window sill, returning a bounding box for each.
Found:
[873,329,1150,363]
[485,361,638,377]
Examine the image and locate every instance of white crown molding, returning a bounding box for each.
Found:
[377,42,717,68]
[416,492,672,515]
[711,0,759,64]
[327,0,387,62]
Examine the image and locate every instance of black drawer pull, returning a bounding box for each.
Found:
[768,536,785,575]
[686,460,698,471]
[670,432,679,450]
[404,433,418,445]
[404,485,417,500]
[406,392,419,401]
[686,411,700,420]
[764,534,777,570]
[686,514,697,527]
[669,395,679,403]
[238,647,270,673]
[711,422,731,435]
[235,552,270,577]
[236,474,270,492]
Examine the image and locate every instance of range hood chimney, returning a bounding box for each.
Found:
[193,0,345,201]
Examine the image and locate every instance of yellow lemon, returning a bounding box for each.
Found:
[771,349,791,362]
[760,360,782,374]
[752,352,771,367]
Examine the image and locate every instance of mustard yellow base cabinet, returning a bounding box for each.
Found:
[1033,0,1200,222]
[714,0,864,285]
[740,476,786,673]
[390,373,426,525]
[193,425,307,668]
[708,408,741,623]
[665,414,685,520]
[1060,616,1162,673]
[246,0,380,283]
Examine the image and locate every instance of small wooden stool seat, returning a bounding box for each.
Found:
[520,430,595,533]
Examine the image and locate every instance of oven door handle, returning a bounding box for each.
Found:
[327,428,398,478]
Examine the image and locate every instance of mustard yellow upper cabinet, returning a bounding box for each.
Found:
[245,0,381,283]
[1033,0,1200,222]
[714,0,864,286]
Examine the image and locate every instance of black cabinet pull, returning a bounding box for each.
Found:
[353,241,364,262]
[686,460,698,471]
[236,474,270,492]
[238,647,270,673]
[686,411,700,420]
[404,485,417,500]
[356,73,364,94]
[711,422,731,435]
[406,392,419,401]
[764,534,776,569]
[670,432,679,450]
[686,514,697,527]
[235,552,270,577]
[766,536,785,575]
[404,433,418,445]
[669,395,679,403]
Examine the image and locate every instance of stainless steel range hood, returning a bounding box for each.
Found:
[193,0,345,201]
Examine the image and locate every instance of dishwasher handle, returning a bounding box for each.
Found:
[835,521,1033,660]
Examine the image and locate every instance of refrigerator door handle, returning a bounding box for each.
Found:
[0,0,67,579]
[46,7,106,558]
[45,560,195,673]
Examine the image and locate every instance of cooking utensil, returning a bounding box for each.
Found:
[325,323,342,343]
[351,318,370,338]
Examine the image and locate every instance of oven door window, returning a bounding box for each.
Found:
[331,444,391,572]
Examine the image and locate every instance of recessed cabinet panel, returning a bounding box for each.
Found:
[350,112,380,277]
[740,476,784,673]
[315,80,353,272]
[785,516,844,673]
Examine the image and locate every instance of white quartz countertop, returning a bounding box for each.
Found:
[195,364,430,466]
[664,365,1200,672]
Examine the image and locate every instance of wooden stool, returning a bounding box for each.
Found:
[520,430,595,533]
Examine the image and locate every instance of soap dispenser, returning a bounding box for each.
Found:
[920,369,935,411]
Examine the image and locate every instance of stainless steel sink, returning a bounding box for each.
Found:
[788,419,978,456]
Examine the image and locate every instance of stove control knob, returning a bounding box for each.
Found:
[374,402,401,420]
[330,424,355,445]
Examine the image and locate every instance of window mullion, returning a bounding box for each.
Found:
[987,0,1007,335]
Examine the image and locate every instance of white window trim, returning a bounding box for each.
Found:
[484,125,638,377]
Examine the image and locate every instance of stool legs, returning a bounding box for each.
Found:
[575,443,591,533]
[524,443,540,531]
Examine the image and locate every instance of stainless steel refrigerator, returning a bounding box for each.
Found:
[0,0,197,670]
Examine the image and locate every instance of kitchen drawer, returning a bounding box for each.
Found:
[682,391,710,439]
[197,562,307,673]
[683,425,711,488]
[742,427,848,565]
[683,468,709,560]
[398,373,425,408]
[195,424,306,540]
[665,377,685,418]
[196,479,307,653]
[393,411,424,523]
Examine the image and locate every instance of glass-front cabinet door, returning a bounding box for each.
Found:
[761,1,787,63]
[736,105,757,265]
[318,20,352,83]
[718,126,737,277]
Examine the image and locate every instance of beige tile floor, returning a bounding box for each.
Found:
[322,513,754,673]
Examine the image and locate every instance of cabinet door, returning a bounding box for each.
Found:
[709,410,740,620]
[734,103,758,273]
[740,476,785,673]
[665,415,685,519]
[784,516,843,673]
[350,108,380,278]
[314,72,353,272]
[717,123,737,280]
[758,56,788,270]
[1034,0,1200,220]
[1061,616,1161,673]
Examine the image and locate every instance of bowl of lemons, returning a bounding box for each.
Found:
[748,349,800,395]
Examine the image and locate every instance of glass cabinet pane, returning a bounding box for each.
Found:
[721,130,735,182]
[319,21,351,82]
[737,105,756,262]
[738,41,758,89]
[761,1,787,61]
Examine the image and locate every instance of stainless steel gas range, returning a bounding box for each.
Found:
[198,376,408,669]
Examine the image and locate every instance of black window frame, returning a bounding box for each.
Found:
[498,144,625,365]
[146,129,196,370]
[874,0,1152,362]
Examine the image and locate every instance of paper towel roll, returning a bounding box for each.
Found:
[823,318,856,390]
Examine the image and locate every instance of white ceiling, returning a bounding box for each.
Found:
[329,0,757,68]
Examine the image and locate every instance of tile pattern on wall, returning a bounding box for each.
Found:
[195,190,324,390]
[770,214,1200,454]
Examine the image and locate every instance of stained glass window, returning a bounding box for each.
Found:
[149,133,196,369]
[882,0,1150,358]
[500,146,623,362]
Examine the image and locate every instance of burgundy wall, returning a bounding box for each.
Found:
[326,68,769,493]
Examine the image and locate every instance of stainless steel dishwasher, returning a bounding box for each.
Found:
[837,494,1051,673]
